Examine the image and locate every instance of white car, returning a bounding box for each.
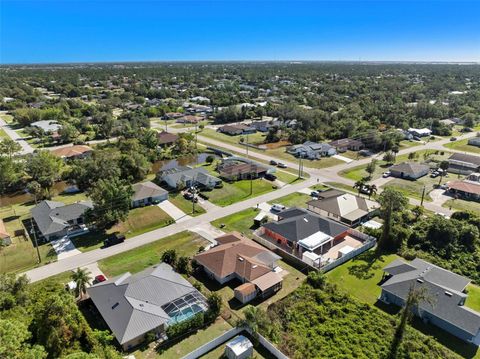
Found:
[271,204,286,212]
[382,171,391,178]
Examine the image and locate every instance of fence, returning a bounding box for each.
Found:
[181,326,289,359]
[321,239,376,273]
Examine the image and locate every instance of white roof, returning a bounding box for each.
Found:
[298,231,332,251]
[226,335,253,355]
[408,128,431,135]
[362,220,383,229]
[303,251,321,260]
[339,245,355,256]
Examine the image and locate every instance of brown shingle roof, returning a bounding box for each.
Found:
[51,145,92,158]
[157,131,178,145]
[447,180,480,195]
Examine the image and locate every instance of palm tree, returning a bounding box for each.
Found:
[353,179,366,195]
[388,285,433,358]
[71,268,92,300]
[237,305,267,341]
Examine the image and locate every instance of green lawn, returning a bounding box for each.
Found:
[272,192,312,208]
[206,179,276,207]
[0,112,14,124]
[72,205,175,252]
[169,192,206,216]
[443,198,480,213]
[200,128,267,147]
[466,284,480,312]
[326,250,400,305]
[399,140,423,149]
[0,128,8,138]
[339,161,388,182]
[444,138,480,154]
[382,175,443,202]
[324,181,357,194]
[98,231,208,277]
[211,208,259,236]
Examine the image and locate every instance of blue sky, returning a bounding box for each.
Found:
[1,0,479,64]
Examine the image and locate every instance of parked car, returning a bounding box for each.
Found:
[93,274,107,284]
[271,204,286,212]
[183,192,194,200]
[277,163,287,168]
[311,191,320,197]
[269,160,278,166]
[382,171,391,178]
[430,171,439,178]
[264,173,277,181]
[103,234,125,248]
[450,137,457,141]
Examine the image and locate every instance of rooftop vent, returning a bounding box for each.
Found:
[252,265,258,269]
[111,302,119,310]
[416,279,424,283]
[238,257,244,261]
[445,291,453,297]
[303,217,309,223]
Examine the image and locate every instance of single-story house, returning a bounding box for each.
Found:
[448,153,480,175]
[287,141,336,159]
[193,232,282,304]
[164,112,184,119]
[51,145,93,160]
[31,120,62,133]
[217,124,256,136]
[31,200,93,241]
[262,207,350,256]
[251,120,274,132]
[408,128,432,137]
[0,219,12,245]
[380,258,480,346]
[157,131,178,147]
[307,189,379,226]
[468,137,480,147]
[329,138,364,152]
[216,157,269,181]
[157,166,222,190]
[389,162,430,180]
[87,263,208,350]
[131,181,168,207]
[446,173,480,201]
[176,115,203,124]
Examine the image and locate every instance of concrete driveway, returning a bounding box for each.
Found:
[51,237,81,260]
[158,200,192,222]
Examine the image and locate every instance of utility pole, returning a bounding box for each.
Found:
[298,156,303,178]
[420,186,426,206]
[246,133,249,158]
[30,218,41,263]
[191,186,196,215]
[249,164,254,196]
[165,118,168,132]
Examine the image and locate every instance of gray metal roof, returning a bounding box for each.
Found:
[263,207,349,243]
[87,263,206,345]
[381,258,480,336]
[31,200,92,237]
[389,162,430,176]
[159,167,220,187]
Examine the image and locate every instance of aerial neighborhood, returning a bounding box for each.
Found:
[1,61,480,359]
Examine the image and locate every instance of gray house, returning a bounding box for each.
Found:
[87,263,208,350]
[131,181,168,207]
[468,137,480,147]
[31,200,92,241]
[157,166,222,190]
[380,258,480,346]
[448,153,480,175]
[287,141,337,159]
[389,162,430,180]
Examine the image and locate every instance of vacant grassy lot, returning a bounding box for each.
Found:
[326,250,400,305]
[206,179,276,207]
[272,192,311,208]
[382,174,444,202]
[324,181,357,194]
[443,198,480,213]
[211,208,259,236]
[466,284,480,312]
[0,128,8,138]
[339,160,389,181]
[98,231,208,277]
[444,138,480,154]
[73,205,175,252]
[200,128,267,147]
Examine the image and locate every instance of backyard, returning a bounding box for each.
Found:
[443,198,480,213]
[98,231,208,277]
[381,174,446,202]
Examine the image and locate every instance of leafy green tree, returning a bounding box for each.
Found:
[205,292,222,321]
[0,273,30,310]
[437,160,449,186]
[71,268,92,300]
[0,138,22,158]
[353,179,366,195]
[161,249,178,266]
[26,151,64,193]
[378,187,408,250]
[383,151,395,164]
[0,156,23,195]
[86,178,133,229]
[58,123,80,144]
[365,159,377,179]
[27,181,43,204]
[0,319,47,359]
[176,256,191,275]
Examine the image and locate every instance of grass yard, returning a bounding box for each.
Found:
[444,138,480,154]
[339,161,389,182]
[168,192,206,216]
[272,192,312,208]
[0,128,8,138]
[326,250,400,305]
[382,175,443,202]
[200,128,267,147]
[324,181,357,194]
[206,179,276,207]
[399,140,423,149]
[0,112,14,124]
[98,231,208,277]
[466,284,480,312]
[443,198,480,213]
[73,206,175,252]
[211,208,259,236]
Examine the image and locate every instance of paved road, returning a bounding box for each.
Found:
[0,112,34,154]
[24,176,317,282]
[22,129,477,282]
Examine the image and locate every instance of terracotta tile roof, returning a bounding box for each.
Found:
[193,232,280,280]
[0,219,10,239]
[51,145,92,158]
[447,180,480,195]
[157,131,178,145]
[234,282,256,296]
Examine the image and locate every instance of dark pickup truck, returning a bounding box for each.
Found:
[103,234,125,248]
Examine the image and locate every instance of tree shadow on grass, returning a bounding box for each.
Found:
[347,250,385,280]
